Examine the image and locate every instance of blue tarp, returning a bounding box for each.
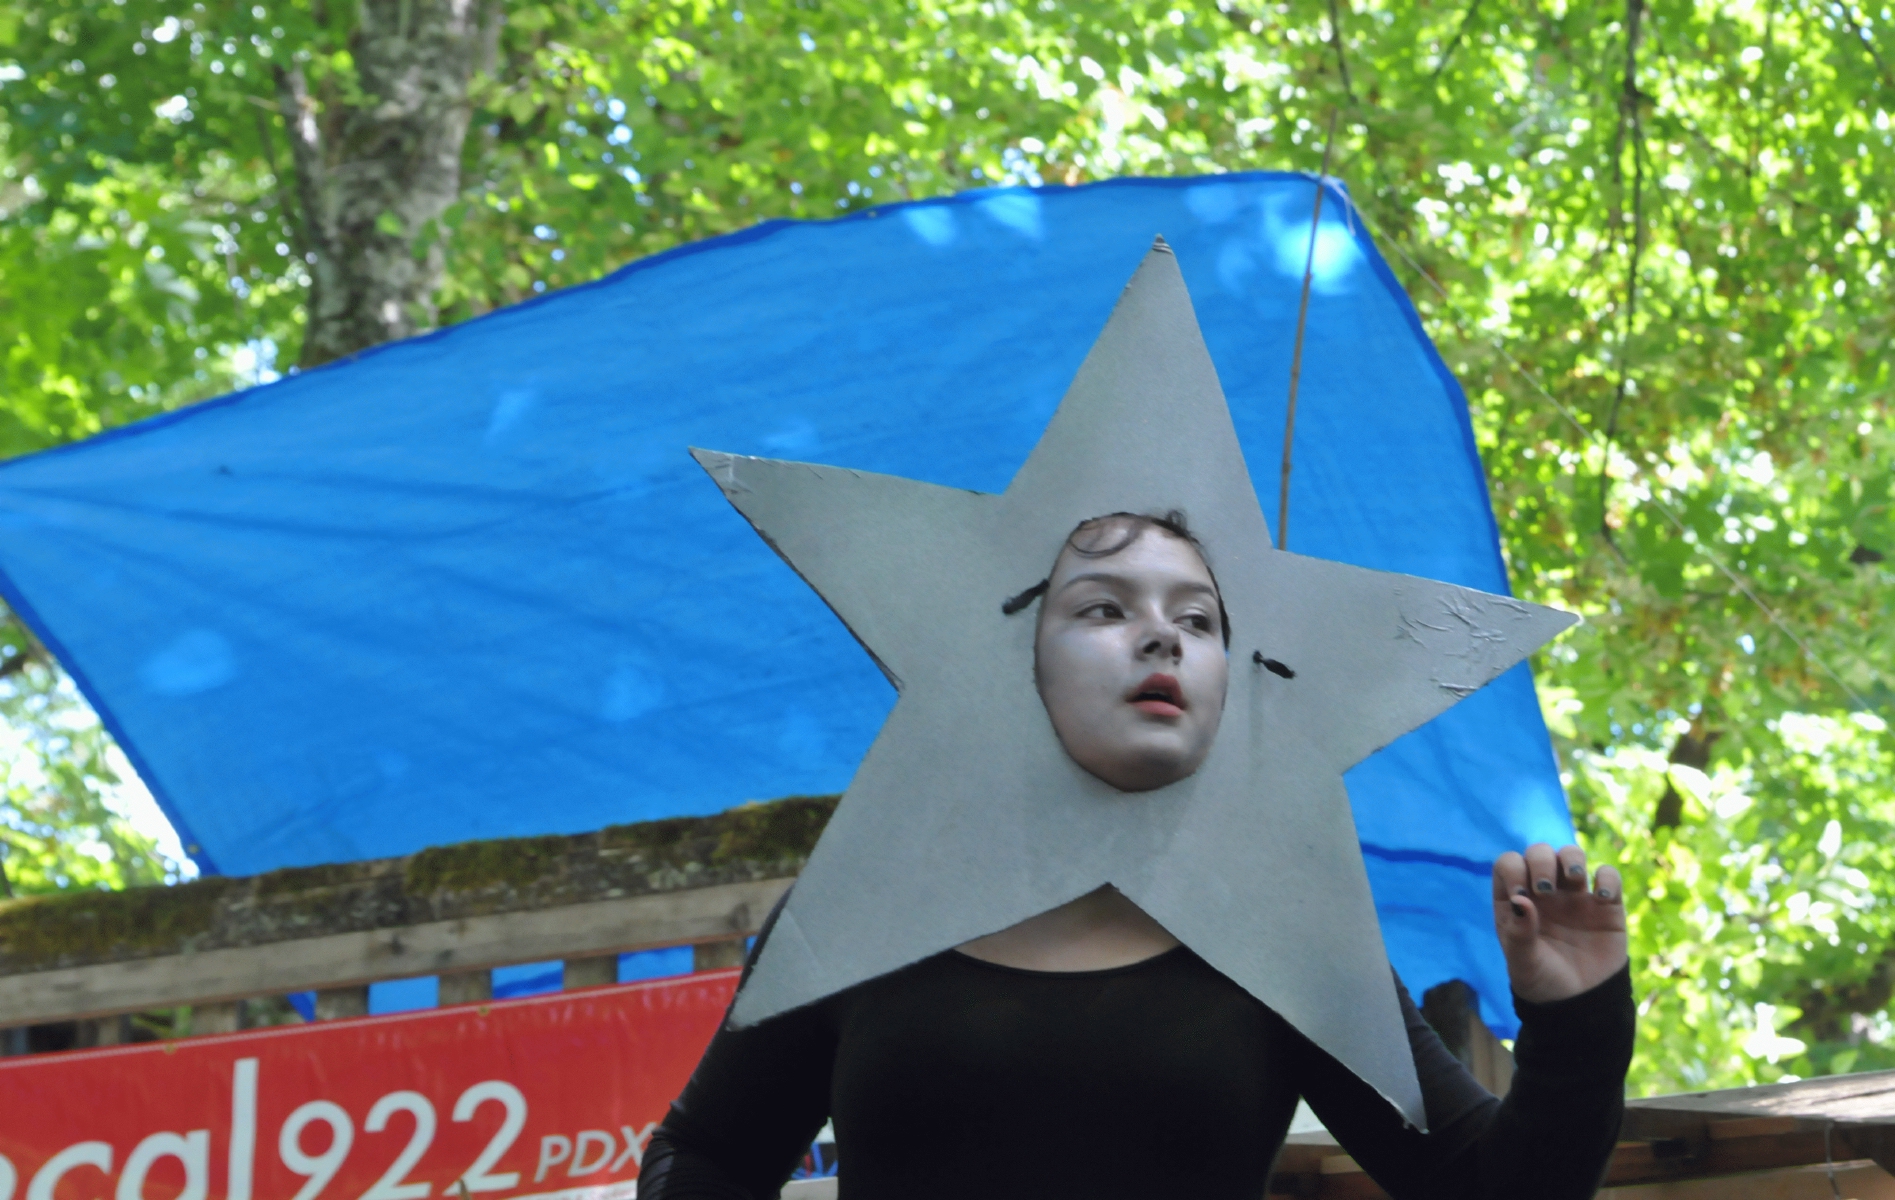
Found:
[0,173,1572,1033]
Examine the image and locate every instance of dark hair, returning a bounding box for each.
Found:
[1002,510,1231,647]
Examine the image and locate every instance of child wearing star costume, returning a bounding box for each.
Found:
[640,247,1635,1200]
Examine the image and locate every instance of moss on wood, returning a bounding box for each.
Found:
[0,795,836,976]
[0,877,241,968]
[403,833,573,895]
[253,861,382,898]
[599,794,839,870]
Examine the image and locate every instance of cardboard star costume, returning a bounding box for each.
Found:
[691,240,1575,1126]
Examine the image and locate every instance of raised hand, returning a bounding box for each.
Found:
[1492,844,1628,1004]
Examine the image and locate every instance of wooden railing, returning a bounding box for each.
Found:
[0,795,837,1046]
[20,797,1884,1197]
[1272,1070,1895,1197]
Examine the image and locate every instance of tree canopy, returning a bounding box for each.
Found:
[1,0,1891,1092]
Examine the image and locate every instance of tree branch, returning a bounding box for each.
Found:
[0,639,50,681]
[1652,725,1720,830]
[1219,3,1264,34]
[1431,0,1482,82]
[1794,953,1895,1044]
[1600,0,1646,548]
[1835,1,1895,92]
[1327,0,1356,102]
[251,101,306,257]
[272,65,330,257]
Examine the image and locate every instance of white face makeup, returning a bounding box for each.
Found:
[1034,523,1230,792]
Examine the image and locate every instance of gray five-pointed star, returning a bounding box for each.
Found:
[691,241,1575,1125]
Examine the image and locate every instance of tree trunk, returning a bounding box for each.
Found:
[1795,955,1895,1045]
[275,0,502,368]
[1652,724,1720,830]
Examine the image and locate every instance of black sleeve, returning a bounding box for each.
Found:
[1293,963,1634,1200]
[638,896,836,1200]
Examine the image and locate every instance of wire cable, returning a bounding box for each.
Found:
[1278,109,1342,551]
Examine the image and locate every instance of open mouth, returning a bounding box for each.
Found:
[1130,673,1186,716]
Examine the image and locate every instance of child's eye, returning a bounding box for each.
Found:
[1078,601,1124,620]
[1181,612,1215,634]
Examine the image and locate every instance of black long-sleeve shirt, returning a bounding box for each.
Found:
[644,934,1634,1200]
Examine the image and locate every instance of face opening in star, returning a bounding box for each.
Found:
[1016,512,1231,793]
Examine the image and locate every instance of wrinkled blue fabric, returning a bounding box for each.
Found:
[0,173,1570,1034]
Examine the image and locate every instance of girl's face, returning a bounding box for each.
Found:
[1034,528,1229,792]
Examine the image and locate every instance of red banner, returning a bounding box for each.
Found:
[0,972,738,1200]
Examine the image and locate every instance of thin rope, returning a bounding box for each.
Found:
[1278,108,1341,552]
[1825,1120,1844,1200]
[1333,191,1875,712]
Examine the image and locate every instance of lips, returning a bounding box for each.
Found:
[1129,673,1186,717]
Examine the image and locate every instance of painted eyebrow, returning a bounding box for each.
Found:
[1053,571,1218,597]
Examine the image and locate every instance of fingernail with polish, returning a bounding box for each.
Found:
[1509,901,1526,917]
[1535,879,1554,893]
[1567,864,1585,878]
[1596,887,1615,900]
[1514,886,1530,898]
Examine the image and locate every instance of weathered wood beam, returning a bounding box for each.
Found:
[1,874,789,1026]
[1417,978,1514,1094]
[439,967,492,1005]
[1608,1162,1895,1200]
[1605,1118,1871,1188]
[0,796,833,1025]
[563,954,620,989]
[695,939,750,971]
[0,875,792,1023]
[1623,1067,1895,1133]
[1266,1114,1895,1197]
